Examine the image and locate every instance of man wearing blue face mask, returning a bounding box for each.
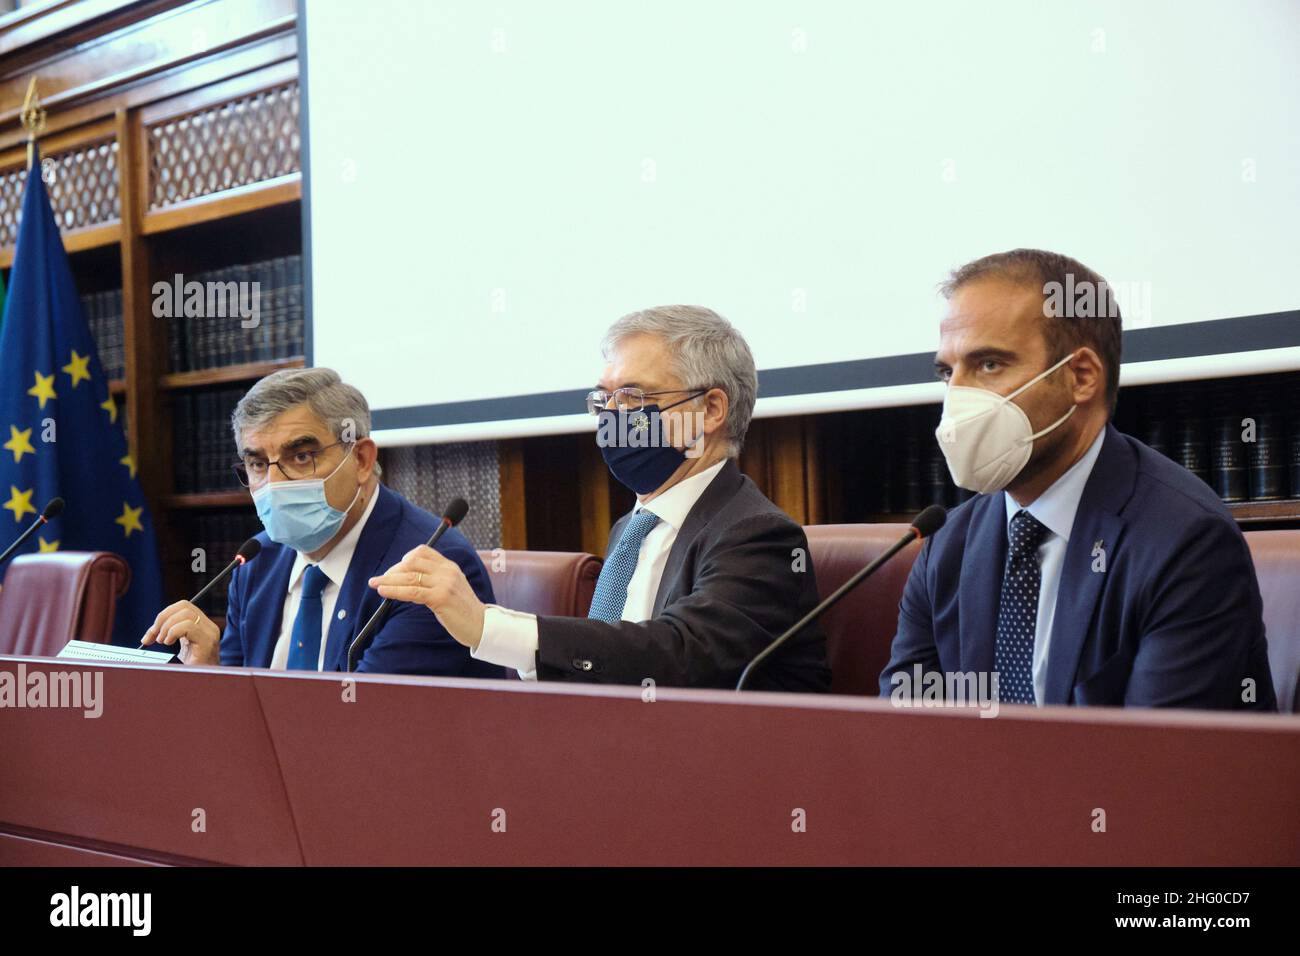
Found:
[880,249,1276,710]
[141,367,502,678]
[368,305,831,691]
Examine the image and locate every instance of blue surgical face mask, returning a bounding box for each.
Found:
[252,450,361,553]
[597,392,706,495]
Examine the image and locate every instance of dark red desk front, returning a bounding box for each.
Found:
[1,656,1297,865]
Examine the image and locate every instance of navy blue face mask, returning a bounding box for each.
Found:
[596,393,706,495]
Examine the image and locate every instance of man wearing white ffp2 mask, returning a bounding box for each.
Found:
[881,248,1276,711]
[935,349,1079,495]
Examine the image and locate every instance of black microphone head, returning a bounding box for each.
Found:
[236,537,262,562]
[443,497,469,527]
[911,504,947,539]
[42,497,65,520]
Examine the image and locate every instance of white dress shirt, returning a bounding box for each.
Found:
[474,459,729,680]
[1003,426,1106,704]
[270,487,379,671]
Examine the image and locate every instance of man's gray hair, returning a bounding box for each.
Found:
[231,367,381,475]
[601,305,758,457]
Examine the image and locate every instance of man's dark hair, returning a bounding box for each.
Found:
[939,248,1123,415]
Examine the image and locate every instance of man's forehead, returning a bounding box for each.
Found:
[242,405,330,449]
[599,333,672,387]
[940,279,1046,346]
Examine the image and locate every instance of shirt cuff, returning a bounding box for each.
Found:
[476,605,540,681]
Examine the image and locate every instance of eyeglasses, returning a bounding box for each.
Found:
[232,441,353,488]
[584,387,711,416]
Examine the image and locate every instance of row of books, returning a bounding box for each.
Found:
[185,510,264,618]
[79,289,126,381]
[165,254,304,372]
[1135,377,1300,503]
[172,386,247,494]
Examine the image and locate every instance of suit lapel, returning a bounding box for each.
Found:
[1043,425,1133,703]
[248,544,296,667]
[958,493,1006,676]
[651,460,742,616]
[324,484,403,670]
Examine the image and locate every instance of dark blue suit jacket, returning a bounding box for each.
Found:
[220,484,504,677]
[880,424,1276,709]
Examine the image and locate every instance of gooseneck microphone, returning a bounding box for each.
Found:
[346,497,470,673]
[0,497,65,566]
[138,537,261,653]
[735,504,948,692]
[190,537,262,607]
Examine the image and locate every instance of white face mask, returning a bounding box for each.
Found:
[934,351,1077,494]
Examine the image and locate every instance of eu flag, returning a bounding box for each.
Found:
[0,146,164,645]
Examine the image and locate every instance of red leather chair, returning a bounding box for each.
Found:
[0,551,132,657]
[1244,529,1300,713]
[477,550,602,618]
[804,524,922,695]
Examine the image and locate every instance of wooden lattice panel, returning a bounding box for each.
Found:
[147,81,300,209]
[0,140,120,247]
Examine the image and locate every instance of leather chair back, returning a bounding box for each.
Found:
[804,524,922,695]
[0,551,132,656]
[477,550,602,619]
[1244,529,1300,713]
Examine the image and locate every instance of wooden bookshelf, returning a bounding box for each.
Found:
[160,355,304,390]
[141,172,301,235]
[1228,499,1300,525]
[0,0,302,607]
[0,220,120,268]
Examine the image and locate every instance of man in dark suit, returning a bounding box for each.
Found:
[142,367,502,678]
[881,249,1275,709]
[369,305,831,691]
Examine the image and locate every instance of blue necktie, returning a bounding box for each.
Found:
[588,509,660,623]
[995,510,1050,704]
[287,564,330,670]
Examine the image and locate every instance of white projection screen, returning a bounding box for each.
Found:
[301,0,1300,446]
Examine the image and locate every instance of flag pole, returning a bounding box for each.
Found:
[19,76,46,171]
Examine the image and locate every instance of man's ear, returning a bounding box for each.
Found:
[353,437,379,482]
[701,387,729,437]
[1068,347,1104,405]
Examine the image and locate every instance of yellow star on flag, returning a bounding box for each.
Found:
[3,485,36,523]
[120,453,137,479]
[4,425,35,464]
[27,371,57,409]
[38,536,59,553]
[61,350,92,388]
[115,501,144,538]
[100,396,118,423]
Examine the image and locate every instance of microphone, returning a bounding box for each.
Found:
[735,504,947,692]
[138,537,261,653]
[0,497,65,566]
[190,537,262,607]
[347,497,469,673]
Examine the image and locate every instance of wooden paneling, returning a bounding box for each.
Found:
[738,415,825,525]
[498,439,527,550]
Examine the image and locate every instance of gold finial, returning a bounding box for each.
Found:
[20,77,47,170]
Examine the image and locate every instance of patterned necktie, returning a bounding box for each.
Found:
[287,564,330,670]
[995,510,1050,704]
[588,509,660,623]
